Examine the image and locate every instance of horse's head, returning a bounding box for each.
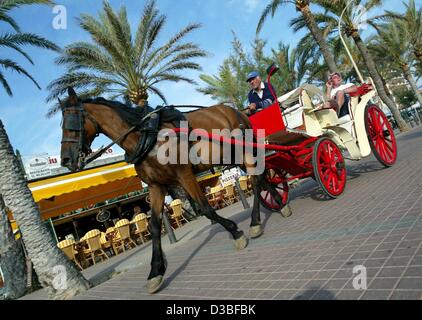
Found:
[60,87,99,172]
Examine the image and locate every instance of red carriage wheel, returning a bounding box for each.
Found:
[312,137,346,198]
[364,104,397,167]
[259,169,289,213]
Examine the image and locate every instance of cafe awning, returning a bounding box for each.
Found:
[28,162,142,220]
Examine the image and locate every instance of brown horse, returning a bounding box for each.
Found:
[59,88,268,294]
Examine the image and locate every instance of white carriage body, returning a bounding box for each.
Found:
[277,83,377,160]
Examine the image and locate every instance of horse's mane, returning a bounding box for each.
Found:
[82,97,215,126]
[82,97,148,127]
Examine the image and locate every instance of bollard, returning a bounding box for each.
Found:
[410,119,415,128]
[235,178,250,209]
[162,211,177,244]
[418,111,422,124]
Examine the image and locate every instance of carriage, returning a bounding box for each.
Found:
[248,65,397,212]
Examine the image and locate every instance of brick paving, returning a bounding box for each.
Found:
[25,126,422,300]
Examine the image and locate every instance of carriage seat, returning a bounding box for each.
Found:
[283,103,304,129]
[266,130,309,146]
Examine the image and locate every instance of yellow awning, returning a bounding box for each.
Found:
[196,172,221,182]
[28,162,142,220]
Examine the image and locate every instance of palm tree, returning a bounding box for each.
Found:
[257,0,340,74]
[0,0,90,299]
[270,42,311,92]
[292,11,368,82]
[295,0,408,132]
[0,0,59,95]
[369,22,422,108]
[198,59,249,108]
[384,0,422,65]
[0,195,26,300]
[46,0,207,115]
[198,36,268,108]
[198,35,311,107]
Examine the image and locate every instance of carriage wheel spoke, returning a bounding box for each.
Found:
[378,139,388,160]
[332,174,338,193]
[384,140,394,155]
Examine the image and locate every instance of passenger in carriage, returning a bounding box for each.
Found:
[246,71,278,114]
[325,72,359,117]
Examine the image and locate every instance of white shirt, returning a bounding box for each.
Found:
[164,195,173,205]
[330,83,355,99]
[252,82,266,99]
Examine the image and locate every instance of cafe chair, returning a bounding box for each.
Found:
[82,229,109,265]
[223,183,237,204]
[239,176,253,197]
[131,214,151,244]
[113,219,137,253]
[100,232,115,257]
[57,239,83,270]
[169,199,189,228]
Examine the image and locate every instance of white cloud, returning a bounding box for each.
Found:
[244,0,260,12]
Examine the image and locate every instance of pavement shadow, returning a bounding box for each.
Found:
[289,179,334,202]
[293,287,337,300]
[87,243,152,286]
[286,159,388,202]
[162,230,219,289]
[347,161,386,178]
[398,127,422,142]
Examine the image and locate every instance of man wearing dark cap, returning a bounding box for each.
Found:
[246,71,277,114]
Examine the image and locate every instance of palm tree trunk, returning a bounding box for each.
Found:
[0,194,27,300]
[402,64,422,107]
[0,119,90,299]
[351,32,409,132]
[299,4,339,74]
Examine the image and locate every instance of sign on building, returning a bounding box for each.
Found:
[22,154,52,180]
[220,167,243,186]
[21,147,124,180]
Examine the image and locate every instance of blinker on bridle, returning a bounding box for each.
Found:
[61,103,100,170]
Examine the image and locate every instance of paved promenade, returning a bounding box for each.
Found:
[23,126,422,300]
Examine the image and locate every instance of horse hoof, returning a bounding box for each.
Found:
[148,276,164,294]
[234,235,248,251]
[280,205,293,218]
[249,225,263,238]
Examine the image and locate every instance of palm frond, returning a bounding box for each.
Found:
[0,70,12,95]
[148,85,167,104]
[0,32,60,51]
[0,58,40,88]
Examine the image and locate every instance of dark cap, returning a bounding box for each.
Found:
[246,71,259,82]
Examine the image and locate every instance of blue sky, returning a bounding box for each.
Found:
[0,0,418,157]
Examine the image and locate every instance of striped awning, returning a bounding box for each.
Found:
[28,162,142,220]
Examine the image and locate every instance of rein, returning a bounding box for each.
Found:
[82,125,137,166]
[81,107,163,166]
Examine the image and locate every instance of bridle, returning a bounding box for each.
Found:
[61,103,100,169]
[61,101,141,169]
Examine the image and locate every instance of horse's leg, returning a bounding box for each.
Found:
[249,174,265,238]
[147,184,167,294]
[178,170,248,250]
